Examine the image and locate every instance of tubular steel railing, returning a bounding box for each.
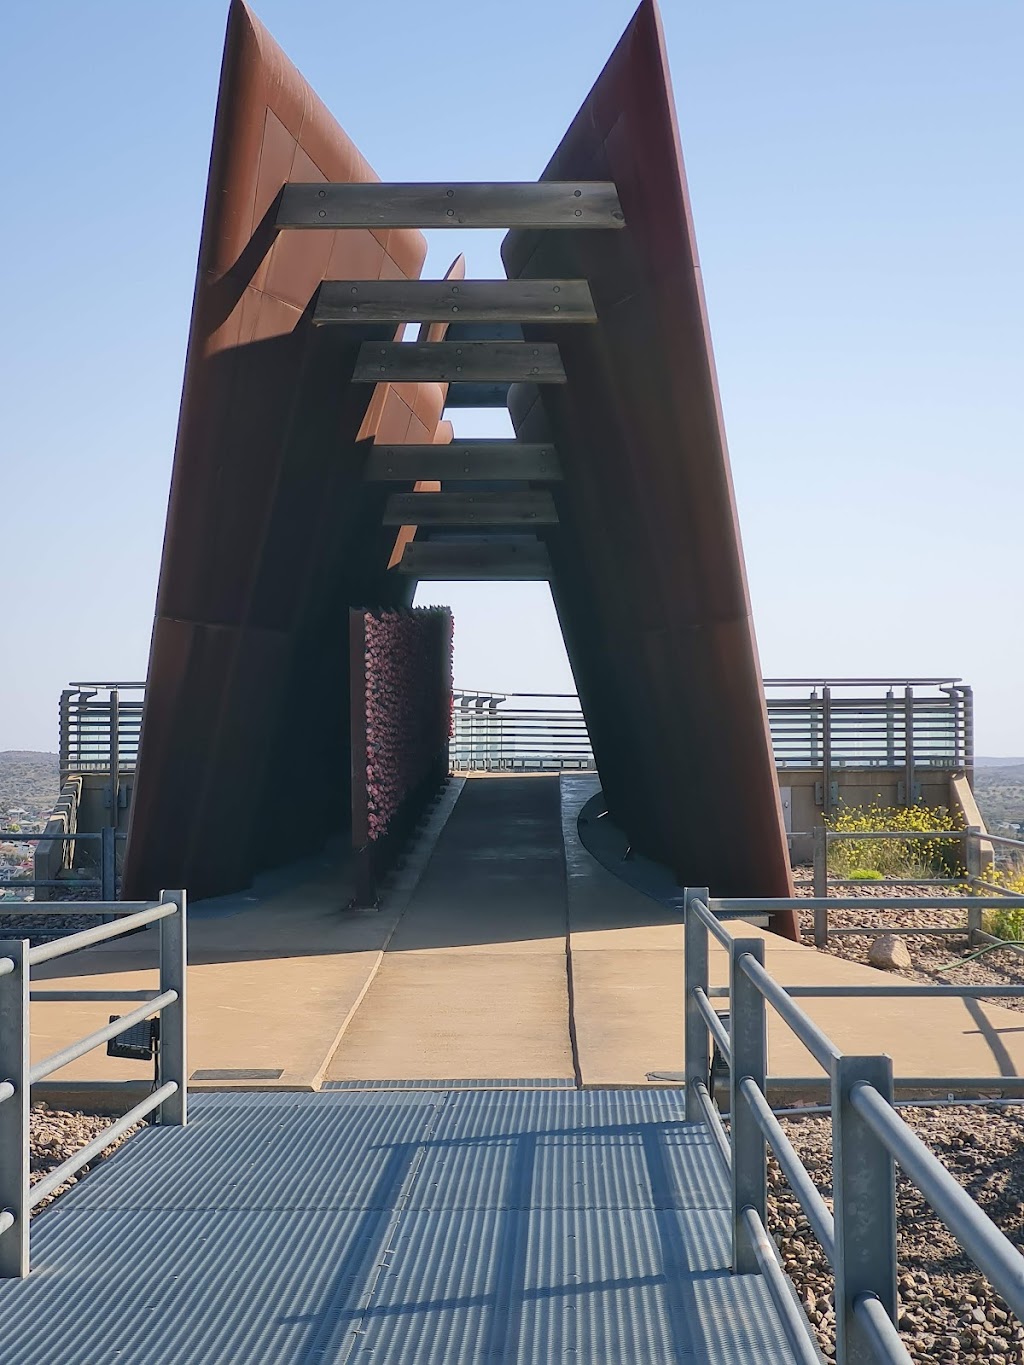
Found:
[448,679,972,781]
[63,679,970,786]
[0,827,123,901]
[0,890,187,1277]
[451,690,594,771]
[59,683,144,798]
[807,826,1024,948]
[765,679,972,780]
[684,888,1024,1365]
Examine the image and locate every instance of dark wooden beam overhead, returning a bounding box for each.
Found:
[364,441,561,482]
[394,538,552,580]
[354,341,565,384]
[315,279,595,325]
[382,490,558,526]
[278,182,624,230]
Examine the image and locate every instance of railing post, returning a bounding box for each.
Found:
[813,825,828,947]
[158,891,187,1126]
[730,936,766,1274]
[885,688,896,768]
[832,1055,896,1365]
[109,687,120,834]
[962,685,975,786]
[100,824,116,902]
[904,685,915,805]
[822,684,833,814]
[0,941,30,1278]
[684,887,710,1122]
[965,826,982,944]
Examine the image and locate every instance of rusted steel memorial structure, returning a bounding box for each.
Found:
[124,0,796,933]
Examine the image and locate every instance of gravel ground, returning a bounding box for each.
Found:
[30,1104,142,1213]
[792,877,1024,1014]
[773,1104,1024,1361]
[0,877,122,945]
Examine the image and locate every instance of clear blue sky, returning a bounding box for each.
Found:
[1,1,1021,753]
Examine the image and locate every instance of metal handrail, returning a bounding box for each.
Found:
[684,887,1024,1364]
[27,1083,177,1210]
[27,902,174,966]
[850,1081,1024,1319]
[737,951,841,1070]
[29,990,178,1083]
[0,889,187,1278]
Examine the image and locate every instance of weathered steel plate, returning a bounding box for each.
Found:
[502,0,795,923]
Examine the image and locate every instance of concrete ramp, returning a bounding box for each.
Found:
[328,777,575,1085]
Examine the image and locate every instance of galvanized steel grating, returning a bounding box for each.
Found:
[321,1078,576,1091]
[0,1090,797,1363]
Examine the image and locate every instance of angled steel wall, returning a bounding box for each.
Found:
[123,1,449,898]
[503,1,794,906]
[125,0,794,923]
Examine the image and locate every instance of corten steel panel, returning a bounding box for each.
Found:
[503,0,796,927]
[123,0,448,899]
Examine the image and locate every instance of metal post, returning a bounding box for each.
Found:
[684,887,710,1122]
[822,684,833,815]
[58,689,72,782]
[809,688,819,768]
[832,1055,896,1365]
[0,941,30,1278]
[109,688,120,831]
[904,686,915,805]
[813,825,828,947]
[100,824,116,903]
[965,826,982,944]
[962,685,975,786]
[158,890,187,1126]
[885,689,896,768]
[730,936,767,1274]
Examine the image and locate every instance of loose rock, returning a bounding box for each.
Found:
[868,933,914,971]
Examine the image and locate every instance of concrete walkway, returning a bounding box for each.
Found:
[327,777,574,1085]
[25,774,1024,1097]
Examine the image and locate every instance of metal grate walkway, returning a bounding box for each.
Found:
[0,1089,796,1363]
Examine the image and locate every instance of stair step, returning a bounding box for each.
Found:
[354,341,565,385]
[315,278,595,325]
[277,182,624,230]
[364,442,561,482]
[383,491,558,527]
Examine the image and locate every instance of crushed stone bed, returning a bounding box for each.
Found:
[792,879,1024,1014]
[773,1104,1024,1362]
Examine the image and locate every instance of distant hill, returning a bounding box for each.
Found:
[975,757,1024,769]
[0,751,60,822]
[973,764,1024,831]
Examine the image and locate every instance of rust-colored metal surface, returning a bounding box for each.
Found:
[503,0,796,926]
[126,0,794,931]
[123,0,448,899]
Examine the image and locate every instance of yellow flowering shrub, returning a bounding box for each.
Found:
[980,860,1024,940]
[825,802,965,879]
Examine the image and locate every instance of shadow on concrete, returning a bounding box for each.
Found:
[33,777,683,982]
